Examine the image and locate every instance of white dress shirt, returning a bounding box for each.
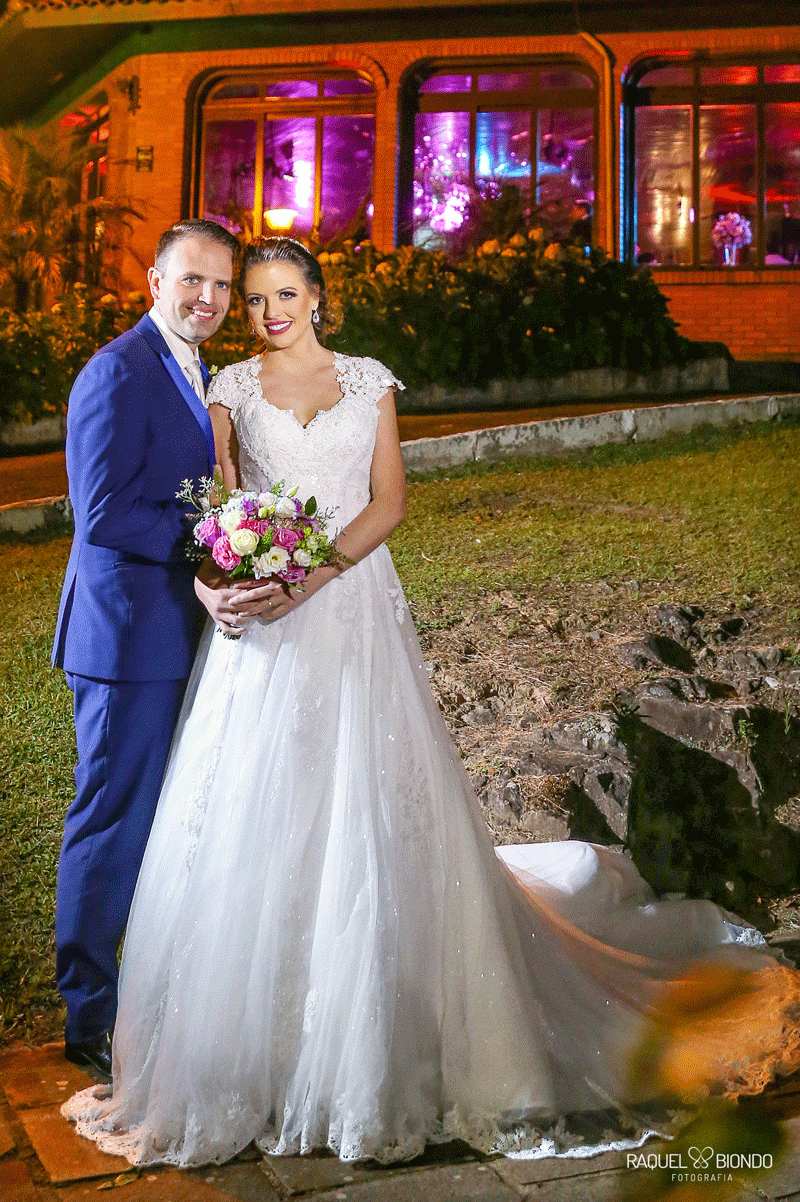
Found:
[148,306,205,399]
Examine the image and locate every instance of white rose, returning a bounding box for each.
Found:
[219,509,242,534]
[274,496,296,517]
[293,548,312,567]
[229,527,259,556]
[253,546,290,577]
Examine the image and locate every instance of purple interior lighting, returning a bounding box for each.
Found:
[320,116,375,239]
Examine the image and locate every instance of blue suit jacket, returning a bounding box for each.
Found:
[52,313,216,681]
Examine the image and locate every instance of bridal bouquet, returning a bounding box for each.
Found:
[177,472,346,631]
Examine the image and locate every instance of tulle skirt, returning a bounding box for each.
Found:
[62,546,800,1166]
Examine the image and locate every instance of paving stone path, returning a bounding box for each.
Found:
[3,1043,800,1201]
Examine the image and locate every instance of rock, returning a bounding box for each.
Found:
[502,780,523,815]
[614,634,695,673]
[462,702,495,726]
[733,649,768,675]
[635,675,736,704]
[539,713,627,759]
[512,680,800,905]
[567,762,631,841]
[521,810,571,841]
[716,616,745,641]
[649,603,704,644]
[754,646,785,669]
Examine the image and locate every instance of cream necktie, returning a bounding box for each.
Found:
[185,359,205,400]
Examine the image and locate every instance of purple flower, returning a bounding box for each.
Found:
[211,534,241,572]
[282,564,307,584]
[274,526,301,552]
[195,516,221,548]
[242,498,258,517]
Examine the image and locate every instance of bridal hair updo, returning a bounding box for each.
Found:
[241,237,340,340]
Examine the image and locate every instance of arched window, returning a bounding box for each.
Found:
[624,58,800,267]
[199,71,376,242]
[400,62,596,251]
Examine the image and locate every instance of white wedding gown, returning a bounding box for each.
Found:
[63,354,800,1167]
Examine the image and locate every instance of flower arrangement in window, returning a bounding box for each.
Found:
[711,212,752,265]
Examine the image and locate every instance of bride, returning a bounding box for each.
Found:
[63,236,800,1167]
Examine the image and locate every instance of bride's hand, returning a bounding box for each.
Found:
[195,561,275,635]
[258,565,340,622]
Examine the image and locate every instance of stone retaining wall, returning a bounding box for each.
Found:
[396,357,729,414]
[0,415,67,452]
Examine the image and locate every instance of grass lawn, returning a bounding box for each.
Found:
[2,416,799,1045]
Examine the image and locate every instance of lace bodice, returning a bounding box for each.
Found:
[205,354,404,529]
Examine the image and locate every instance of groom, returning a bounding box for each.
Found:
[52,219,242,1079]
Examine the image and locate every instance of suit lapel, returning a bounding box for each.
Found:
[137,313,216,471]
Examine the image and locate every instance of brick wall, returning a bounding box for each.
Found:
[68,19,800,358]
[656,273,800,360]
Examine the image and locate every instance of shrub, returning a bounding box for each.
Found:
[0,288,146,425]
[324,235,692,389]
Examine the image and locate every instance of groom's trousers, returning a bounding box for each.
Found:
[56,673,187,1045]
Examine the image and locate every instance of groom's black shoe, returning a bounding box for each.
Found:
[65,1031,113,1081]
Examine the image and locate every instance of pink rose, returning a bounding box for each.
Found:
[211,534,241,572]
[273,526,301,552]
[195,516,221,548]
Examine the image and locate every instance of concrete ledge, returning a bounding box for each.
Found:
[0,495,72,535]
[398,356,730,414]
[3,394,798,531]
[400,393,800,472]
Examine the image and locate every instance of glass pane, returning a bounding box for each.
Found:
[477,71,532,91]
[203,120,256,235]
[323,77,373,96]
[539,67,593,89]
[263,117,316,236]
[536,108,595,237]
[320,115,375,241]
[765,64,800,83]
[700,65,757,85]
[637,66,692,87]
[475,111,531,191]
[265,80,318,98]
[635,107,692,266]
[419,74,471,94]
[765,104,800,264]
[211,82,260,99]
[413,110,470,246]
[699,105,756,265]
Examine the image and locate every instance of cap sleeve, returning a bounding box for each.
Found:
[203,360,254,418]
[354,356,405,399]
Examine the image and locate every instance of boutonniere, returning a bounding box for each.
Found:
[208,365,219,377]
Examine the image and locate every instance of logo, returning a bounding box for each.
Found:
[626,1146,773,1181]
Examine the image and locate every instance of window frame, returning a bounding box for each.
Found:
[398,58,598,246]
[196,68,376,239]
[623,55,800,269]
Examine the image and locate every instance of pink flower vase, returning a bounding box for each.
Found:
[724,244,738,266]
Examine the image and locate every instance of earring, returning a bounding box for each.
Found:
[312,309,320,325]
